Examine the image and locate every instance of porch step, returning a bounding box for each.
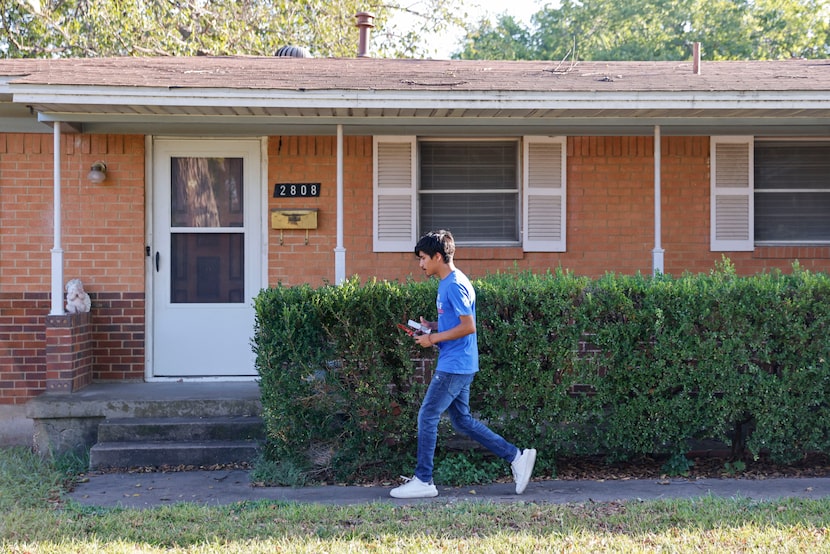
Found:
[89,416,264,470]
[95,416,264,443]
[89,440,261,469]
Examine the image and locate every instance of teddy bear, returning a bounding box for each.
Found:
[65,279,92,314]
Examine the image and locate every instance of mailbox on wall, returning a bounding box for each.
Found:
[270,208,318,230]
[270,208,318,245]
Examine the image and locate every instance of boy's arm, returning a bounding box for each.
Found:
[415,315,475,348]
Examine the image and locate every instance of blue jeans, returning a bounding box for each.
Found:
[415,371,519,483]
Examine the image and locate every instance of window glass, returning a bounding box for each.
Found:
[171,157,243,228]
[419,141,519,243]
[755,141,830,243]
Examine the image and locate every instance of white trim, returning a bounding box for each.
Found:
[710,136,754,252]
[260,137,269,289]
[523,136,567,252]
[146,376,259,383]
[15,86,830,111]
[144,136,155,381]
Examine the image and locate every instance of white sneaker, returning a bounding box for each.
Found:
[389,476,438,499]
[511,448,537,494]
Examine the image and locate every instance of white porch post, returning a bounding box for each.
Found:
[652,125,665,275]
[50,122,65,315]
[334,124,346,284]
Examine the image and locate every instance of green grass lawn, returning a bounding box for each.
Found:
[2,446,830,553]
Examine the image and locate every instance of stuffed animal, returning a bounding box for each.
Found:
[65,279,91,314]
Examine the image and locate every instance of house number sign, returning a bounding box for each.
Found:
[273,183,321,198]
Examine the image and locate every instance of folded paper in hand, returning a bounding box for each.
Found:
[407,319,432,334]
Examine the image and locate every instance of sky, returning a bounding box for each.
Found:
[395,0,546,58]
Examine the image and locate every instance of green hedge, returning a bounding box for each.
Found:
[253,261,830,483]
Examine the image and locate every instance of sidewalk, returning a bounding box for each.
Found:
[67,470,830,509]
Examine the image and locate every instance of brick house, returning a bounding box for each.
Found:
[1,55,829,446]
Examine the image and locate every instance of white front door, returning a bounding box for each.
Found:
[151,139,263,377]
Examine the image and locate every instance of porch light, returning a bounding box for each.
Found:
[87,161,107,184]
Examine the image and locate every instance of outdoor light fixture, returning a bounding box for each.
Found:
[87,161,108,184]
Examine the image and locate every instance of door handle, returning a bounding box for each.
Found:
[155,252,160,272]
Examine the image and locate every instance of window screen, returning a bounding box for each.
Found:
[755,141,830,243]
[419,141,519,243]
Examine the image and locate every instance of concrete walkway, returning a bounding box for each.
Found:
[67,470,830,509]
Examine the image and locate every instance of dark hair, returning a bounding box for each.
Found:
[414,230,455,263]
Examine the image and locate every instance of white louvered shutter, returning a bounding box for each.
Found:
[373,137,417,252]
[523,136,567,252]
[710,137,754,252]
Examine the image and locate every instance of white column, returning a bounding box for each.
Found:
[652,125,665,275]
[334,124,346,284]
[50,123,65,315]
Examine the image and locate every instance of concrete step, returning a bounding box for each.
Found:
[89,440,261,470]
[88,414,265,470]
[27,382,263,457]
[96,416,264,443]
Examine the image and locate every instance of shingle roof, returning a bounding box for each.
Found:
[1,57,828,137]
[1,56,829,93]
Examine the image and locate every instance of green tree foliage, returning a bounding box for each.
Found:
[456,0,830,61]
[0,0,465,58]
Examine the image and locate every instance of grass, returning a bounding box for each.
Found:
[2,446,830,553]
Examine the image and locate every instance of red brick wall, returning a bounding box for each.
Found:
[0,293,48,404]
[90,292,145,381]
[267,135,830,284]
[3,132,830,405]
[0,134,146,403]
[45,312,94,393]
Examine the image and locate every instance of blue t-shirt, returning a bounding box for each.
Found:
[435,269,478,374]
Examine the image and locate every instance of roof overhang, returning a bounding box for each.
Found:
[3,58,830,137]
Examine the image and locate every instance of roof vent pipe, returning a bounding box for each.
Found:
[355,12,375,58]
[693,42,701,74]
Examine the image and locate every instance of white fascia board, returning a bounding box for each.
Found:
[10,85,830,112]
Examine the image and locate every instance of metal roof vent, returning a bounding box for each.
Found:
[275,45,313,58]
[355,12,374,57]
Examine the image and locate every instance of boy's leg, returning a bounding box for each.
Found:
[413,372,462,483]
[447,376,537,494]
[446,375,518,462]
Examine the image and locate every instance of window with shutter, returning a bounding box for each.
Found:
[710,137,754,252]
[373,136,567,253]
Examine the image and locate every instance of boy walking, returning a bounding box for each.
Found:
[390,230,536,499]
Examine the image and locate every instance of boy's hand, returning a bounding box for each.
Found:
[414,317,437,348]
[414,332,435,348]
[419,317,437,332]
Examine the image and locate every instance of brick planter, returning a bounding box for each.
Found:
[45,312,93,393]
